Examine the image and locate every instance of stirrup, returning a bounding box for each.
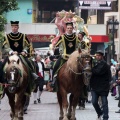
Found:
[50,75,57,87]
[32,73,39,81]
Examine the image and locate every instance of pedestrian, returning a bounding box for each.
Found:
[90,50,111,120]
[113,68,120,113]
[110,63,117,96]
[0,100,1,110]
[33,54,47,104]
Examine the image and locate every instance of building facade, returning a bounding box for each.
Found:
[5,0,34,23]
[4,0,120,61]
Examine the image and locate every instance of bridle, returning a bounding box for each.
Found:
[5,66,22,92]
[68,54,92,85]
[69,66,84,75]
[69,54,91,74]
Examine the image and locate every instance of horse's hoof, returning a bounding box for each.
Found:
[70,117,76,120]
[79,106,85,110]
[10,113,14,118]
[67,115,71,119]
[59,116,63,120]
[18,117,23,120]
[62,116,69,120]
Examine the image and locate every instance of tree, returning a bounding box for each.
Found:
[0,0,19,43]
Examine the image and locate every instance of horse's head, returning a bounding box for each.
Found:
[5,55,22,93]
[77,49,92,85]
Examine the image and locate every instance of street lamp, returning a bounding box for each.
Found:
[107,16,119,60]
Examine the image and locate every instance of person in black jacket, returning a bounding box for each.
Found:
[33,54,48,104]
[90,50,111,120]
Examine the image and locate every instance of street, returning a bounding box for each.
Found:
[0,91,120,120]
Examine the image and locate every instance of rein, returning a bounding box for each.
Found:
[0,83,11,87]
[69,67,84,75]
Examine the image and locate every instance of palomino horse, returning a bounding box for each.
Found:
[57,49,92,120]
[4,55,28,120]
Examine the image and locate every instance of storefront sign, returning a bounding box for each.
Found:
[27,34,56,42]
[78,0,116,10]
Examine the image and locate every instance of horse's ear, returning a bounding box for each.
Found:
[17,59,19,64]
[78,48,82,53]
[8,58,10,64]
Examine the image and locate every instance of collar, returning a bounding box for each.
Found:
[11,32,19,34]
[66,32,73,35]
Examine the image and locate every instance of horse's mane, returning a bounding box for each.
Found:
[4,55,25,76]
[67,49,90,71]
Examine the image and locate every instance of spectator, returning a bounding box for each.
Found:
[90,50,111,120]
[110,63,117,96]
[33,55,48,104]
[114,68,120,113]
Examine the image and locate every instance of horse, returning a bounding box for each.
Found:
[4,54,29,120]
[57,49,92,120]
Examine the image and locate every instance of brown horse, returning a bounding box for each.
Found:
[57,49,92,120]
[4,55,28,120]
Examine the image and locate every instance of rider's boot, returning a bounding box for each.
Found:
[50,74,57,89]
[32,72,40,81]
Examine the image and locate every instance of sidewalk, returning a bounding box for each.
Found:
[0,91,120,120]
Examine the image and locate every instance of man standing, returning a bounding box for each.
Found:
[90,50,111,120]
[33,54,45,104]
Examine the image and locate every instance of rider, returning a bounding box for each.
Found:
[78,31,88,49]
[2,21,39,83]
[50,22,81,91]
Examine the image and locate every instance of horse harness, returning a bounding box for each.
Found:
[4,65,22,88]
[69,54,91,75]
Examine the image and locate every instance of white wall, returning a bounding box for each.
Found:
[5,23,57,34]
[87,24,107,35]
[5,23,107,35]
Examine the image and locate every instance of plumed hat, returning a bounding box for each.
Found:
[10,21,19,26]
[79,31,86,37]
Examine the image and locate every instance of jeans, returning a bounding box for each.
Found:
[91,90,109,120]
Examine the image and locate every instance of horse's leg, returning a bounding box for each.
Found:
[57,92,63,120]
[78,97,82,110]
[5,90,15,120]
[82,99,85,109]
[61,91,68,120]
[18,94,27,120]
[14,93,24,120]
[13,94,20,120]
[70,94,80,120]
[79,98,85,110]
[68,94,74,119]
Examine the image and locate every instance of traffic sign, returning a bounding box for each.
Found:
[78,0,117,2]
[78,0,116,10]
[79,6,111,10]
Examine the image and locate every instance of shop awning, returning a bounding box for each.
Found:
[90,35,109,43]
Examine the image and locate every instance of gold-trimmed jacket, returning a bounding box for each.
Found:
[2,32,33,56]
[55,33,80,60]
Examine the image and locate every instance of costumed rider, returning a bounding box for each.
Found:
[78,31,88,49]
[2,21,39,82]
[78,31,90,105]
[50,22,81,91]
